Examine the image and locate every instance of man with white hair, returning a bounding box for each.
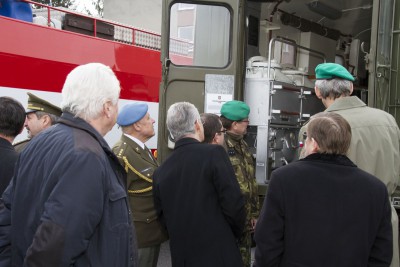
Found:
[0,63,138,267]
[153,102,246,267]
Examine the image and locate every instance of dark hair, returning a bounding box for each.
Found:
[307,112,351,154]
[201,113,222,144]
[0,97,25,138]
[220,115,234,130]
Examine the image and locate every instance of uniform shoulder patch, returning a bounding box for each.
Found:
[13,139,31,153]
[13,139,30,147]
[114,141,128,158]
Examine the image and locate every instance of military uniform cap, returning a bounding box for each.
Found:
[26,92,62,116]
[220,100,250,121]
[315,63,355,81]
[117,103,148,126]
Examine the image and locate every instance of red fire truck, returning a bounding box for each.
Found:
[0,0,192,148]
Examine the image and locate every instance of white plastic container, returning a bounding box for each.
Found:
[246,57,294,84]
[281,69,315,88]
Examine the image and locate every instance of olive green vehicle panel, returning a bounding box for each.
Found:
[158,0,400,203]
[158,0,247,163]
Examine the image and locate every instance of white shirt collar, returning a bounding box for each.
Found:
[124,133,145,150]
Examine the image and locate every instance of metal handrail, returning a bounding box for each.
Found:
[21,0,161,46]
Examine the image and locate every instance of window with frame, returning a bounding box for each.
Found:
[169,3,230,68]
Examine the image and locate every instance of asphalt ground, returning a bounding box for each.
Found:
[156,241,255,266]
[157,241,172,266]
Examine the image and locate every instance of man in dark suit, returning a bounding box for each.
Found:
[113,103,167,267]
[254,112,392,267]
[153,102,246,267]
[0,97,25,195]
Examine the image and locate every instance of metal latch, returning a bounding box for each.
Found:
[392,197,400,208]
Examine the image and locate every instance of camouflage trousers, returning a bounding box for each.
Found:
[239,231,252,267]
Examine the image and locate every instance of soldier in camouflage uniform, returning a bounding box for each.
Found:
[220,100,260,267]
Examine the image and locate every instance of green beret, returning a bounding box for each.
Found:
[26,92,62,117]
[315,63,355,81]
[220,100,250,121]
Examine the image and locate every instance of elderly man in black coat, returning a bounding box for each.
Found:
[254,112,392,267]
[153,102,246,267]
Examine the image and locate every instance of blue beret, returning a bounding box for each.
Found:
[315,63,355,81]
[220,100,250,121]
[117,103,148,126]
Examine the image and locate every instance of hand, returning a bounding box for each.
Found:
[250,218,258,232]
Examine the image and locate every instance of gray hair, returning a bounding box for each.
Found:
[315,79,352,99]
[167,102,200,141]
[35,111,59,125]
[61,63,120,121]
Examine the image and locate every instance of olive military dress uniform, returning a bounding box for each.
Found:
[113,135,168,249]
[13,92,62,153]
[112,103,167,267]
[221,101,260,267]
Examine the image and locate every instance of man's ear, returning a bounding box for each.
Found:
[315,87,323,99]
[133,122,141,131]
[42,114,51,127]
[311,138,319,153]
[231,121,238,129]
[103,101,111,118]
[194,119,201,132]
[349,83,354,95]
[212,134,218,144]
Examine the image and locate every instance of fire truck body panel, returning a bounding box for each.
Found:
[0,12,163,147]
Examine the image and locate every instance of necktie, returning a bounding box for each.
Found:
[145,146,156,164]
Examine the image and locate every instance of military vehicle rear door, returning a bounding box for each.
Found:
[368,0,400,125]
[157,0,246,162]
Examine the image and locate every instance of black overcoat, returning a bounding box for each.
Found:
[254,153,392,267]
[153,138,246,267]
[0,138,18,195]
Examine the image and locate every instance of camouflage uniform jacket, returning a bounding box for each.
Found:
[225,132,260,231]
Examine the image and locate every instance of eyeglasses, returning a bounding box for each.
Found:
[217,129,227,135]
